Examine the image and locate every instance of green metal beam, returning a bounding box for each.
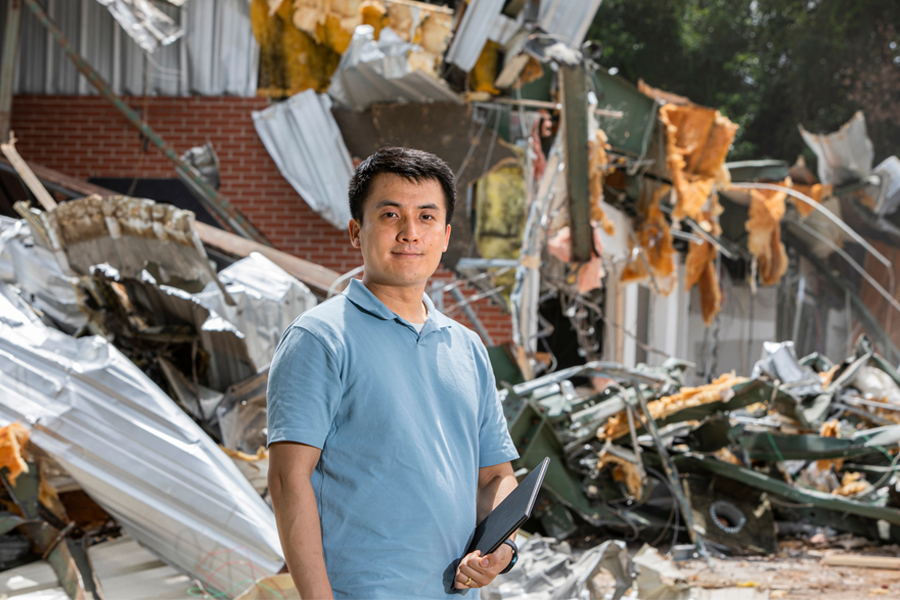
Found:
[0,0,22,141]
[22,0,271,247]
[678,454,900,526]
[737,426,900,462]
[561,63,592,263]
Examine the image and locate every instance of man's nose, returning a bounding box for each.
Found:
[398,217,420,242]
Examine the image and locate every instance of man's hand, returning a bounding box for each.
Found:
[455,462,519,590]
[454,542,513,590]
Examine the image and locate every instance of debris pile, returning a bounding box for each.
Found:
[0,193,319,597]
[498,339,900,559]
[6,0,900,597]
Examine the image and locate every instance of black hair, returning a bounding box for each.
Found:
[348,147,456,224]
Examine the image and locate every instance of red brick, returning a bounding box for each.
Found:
[10,93,512,342]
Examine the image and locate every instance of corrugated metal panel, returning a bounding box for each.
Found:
[444,0,505,72]
[445,0,602,72]
[0,534,192,599]
[1,221,87,332]
[539,0,603,48]
[0,534,194,600]
[195,252,317,370]
[252,91,354,230]
[184,0,259,96]
[329,25,462,113]
[0,0,258,97]
[0,283,284,595]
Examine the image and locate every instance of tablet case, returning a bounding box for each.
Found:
[464,457,550,558]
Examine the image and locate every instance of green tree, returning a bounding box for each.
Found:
[588,0,900,166]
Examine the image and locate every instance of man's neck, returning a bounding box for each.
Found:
[362,278,428,323]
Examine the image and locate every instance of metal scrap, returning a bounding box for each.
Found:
[799,111,875,187]
[0,283,285,595]
[483,534,632,600]
[95,0,184,53]
[495,336,900,560]
[252,90,355,229]
[328,24,461,112]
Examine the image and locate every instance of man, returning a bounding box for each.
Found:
[267,147,520,599]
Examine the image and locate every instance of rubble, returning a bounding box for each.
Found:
[7,0,900,598]
[0,189,324,597]
[0,282,284,591]
[493,338,900,567]
[483,533,631,600]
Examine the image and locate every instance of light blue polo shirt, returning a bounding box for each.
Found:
[267,278,518,599]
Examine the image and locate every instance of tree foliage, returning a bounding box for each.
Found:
[588,0,900,165]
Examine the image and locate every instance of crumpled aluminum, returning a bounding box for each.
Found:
[799,111,874,186]
[0,282,284,594]
[0,218,86,333]
[751,341,823,398]
[95,0,184,53]
[328,25,462,113]
[252,90,354,229]
[483,534,632,600]
[195,252,316,370]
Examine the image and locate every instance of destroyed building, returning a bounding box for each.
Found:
[1,0,900,598]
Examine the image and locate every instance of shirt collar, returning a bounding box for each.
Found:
[344,278,453,331]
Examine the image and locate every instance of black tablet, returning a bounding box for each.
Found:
[464,457,550,558]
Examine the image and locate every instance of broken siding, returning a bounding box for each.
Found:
[0,285,284,593]
[3,0,259,96]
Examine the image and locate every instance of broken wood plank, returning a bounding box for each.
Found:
[0,158,114,199]
[194,222,344,295]
[1,134,57,210]
[821,554,900,570]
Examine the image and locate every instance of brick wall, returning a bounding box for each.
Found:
[11,94,512,343]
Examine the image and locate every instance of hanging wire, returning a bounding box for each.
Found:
[479,106,501,178]
[645,466,683,553]
[572,292,674,360]
[127,51,153,197]
[327,265,365,299]
[456,104,494,183]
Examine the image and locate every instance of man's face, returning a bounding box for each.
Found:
[349,173,451,290]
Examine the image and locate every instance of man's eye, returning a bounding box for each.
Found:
[422,214,435,221]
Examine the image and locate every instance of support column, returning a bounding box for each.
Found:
[0,0,23,141]
[560,63,591,263]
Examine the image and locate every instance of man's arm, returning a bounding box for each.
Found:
[454,461,518,590]
[268,442,333,600]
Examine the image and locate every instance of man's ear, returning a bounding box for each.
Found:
[349,219,361,248]
[442,224,451,252]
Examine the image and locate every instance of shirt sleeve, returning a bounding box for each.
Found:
[266,325,343,449]
[475,344,520,468]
